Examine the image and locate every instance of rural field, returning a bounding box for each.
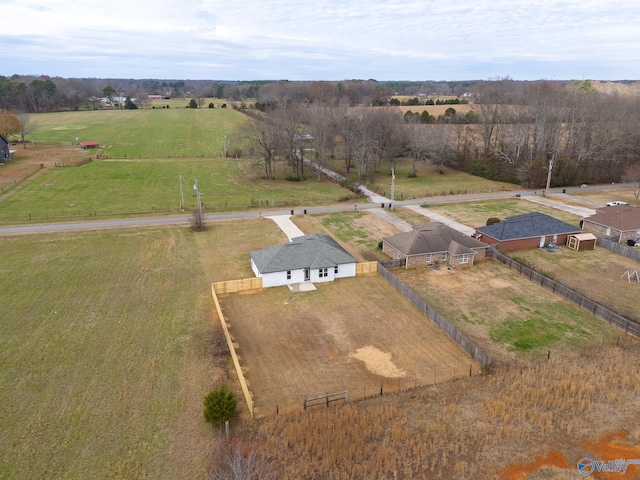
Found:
[0,156,352,224]
[241,343,640,479]
[324,159,516,200]
[0,218,286,479]
[218,275,480,417]
[28,107,243,159]
[4,103,640,478]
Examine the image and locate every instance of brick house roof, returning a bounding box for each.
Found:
[475,212,580,241]
[382,222,487,255]
[583,205,640,232]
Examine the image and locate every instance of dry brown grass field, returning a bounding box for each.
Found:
[510,247,640,323]
[218,275,479,418]
[236,344,640,479]
[571,187,639,207]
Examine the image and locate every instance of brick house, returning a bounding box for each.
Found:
[474,212,581,251]
[581,205,640,244]
[382,222,489,269]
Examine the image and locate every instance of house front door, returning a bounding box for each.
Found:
[539,236,546,248]
[304,268,310,281]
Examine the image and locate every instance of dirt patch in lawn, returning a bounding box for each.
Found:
[218,275,479,417]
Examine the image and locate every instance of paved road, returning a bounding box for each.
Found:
[0,183,634,236]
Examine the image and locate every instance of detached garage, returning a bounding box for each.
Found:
[566,233,597,251]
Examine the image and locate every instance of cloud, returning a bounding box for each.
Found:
[2,0,640,80]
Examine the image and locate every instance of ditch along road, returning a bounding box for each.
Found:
[0,182,633,236]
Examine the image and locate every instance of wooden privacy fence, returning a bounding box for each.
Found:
[487,248,640,338]
[377,262,492,370]
[211,284,254,418]
[356,261,378,276]
[212,277,262,294]
[597,237,640,262]
[303,390,349,410]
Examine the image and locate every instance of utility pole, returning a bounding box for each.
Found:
[193,178,202,219]
[179,172,185,211]
[223,134,227,158]
[544,157,553,198]
[390,168,396,210]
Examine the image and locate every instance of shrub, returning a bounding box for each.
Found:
[208,103,215,108]
[486,217,501,226]
[203,385,237,427]
[188,99,198,109]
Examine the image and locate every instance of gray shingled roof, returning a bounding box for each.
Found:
[382,222,487,255]
[250,233,357,274]
[475,212,580,240]
[583,205,640,231]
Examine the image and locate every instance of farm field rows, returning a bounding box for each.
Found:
[219,275,480,417]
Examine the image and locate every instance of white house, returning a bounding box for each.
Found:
[250,234,357,288]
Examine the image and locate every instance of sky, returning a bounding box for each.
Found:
[2,0,640,81]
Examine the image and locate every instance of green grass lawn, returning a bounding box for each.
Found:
[0,219,285,479]
[323,159,516,199]
[0,158,353,223]
[30,108,245,159]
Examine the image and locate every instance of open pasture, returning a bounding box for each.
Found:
[0,227,215,479]
[219,275,479,417]
[0,157,352,223]
[394,261,625,363]
[0,218,286,479]
[28,107,245,159]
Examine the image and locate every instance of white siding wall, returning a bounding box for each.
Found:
[336,263,356,279]
[255,262,357,288]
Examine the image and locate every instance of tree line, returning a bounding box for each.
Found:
[2,74,640,187]
[239,79,640,188]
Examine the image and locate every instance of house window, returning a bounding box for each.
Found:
[459,254,469,264]
[319,268,328,278]
[286,270,291,280]
[334,266,339,274]
[426,254,432,262]
[441,253,447,261]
